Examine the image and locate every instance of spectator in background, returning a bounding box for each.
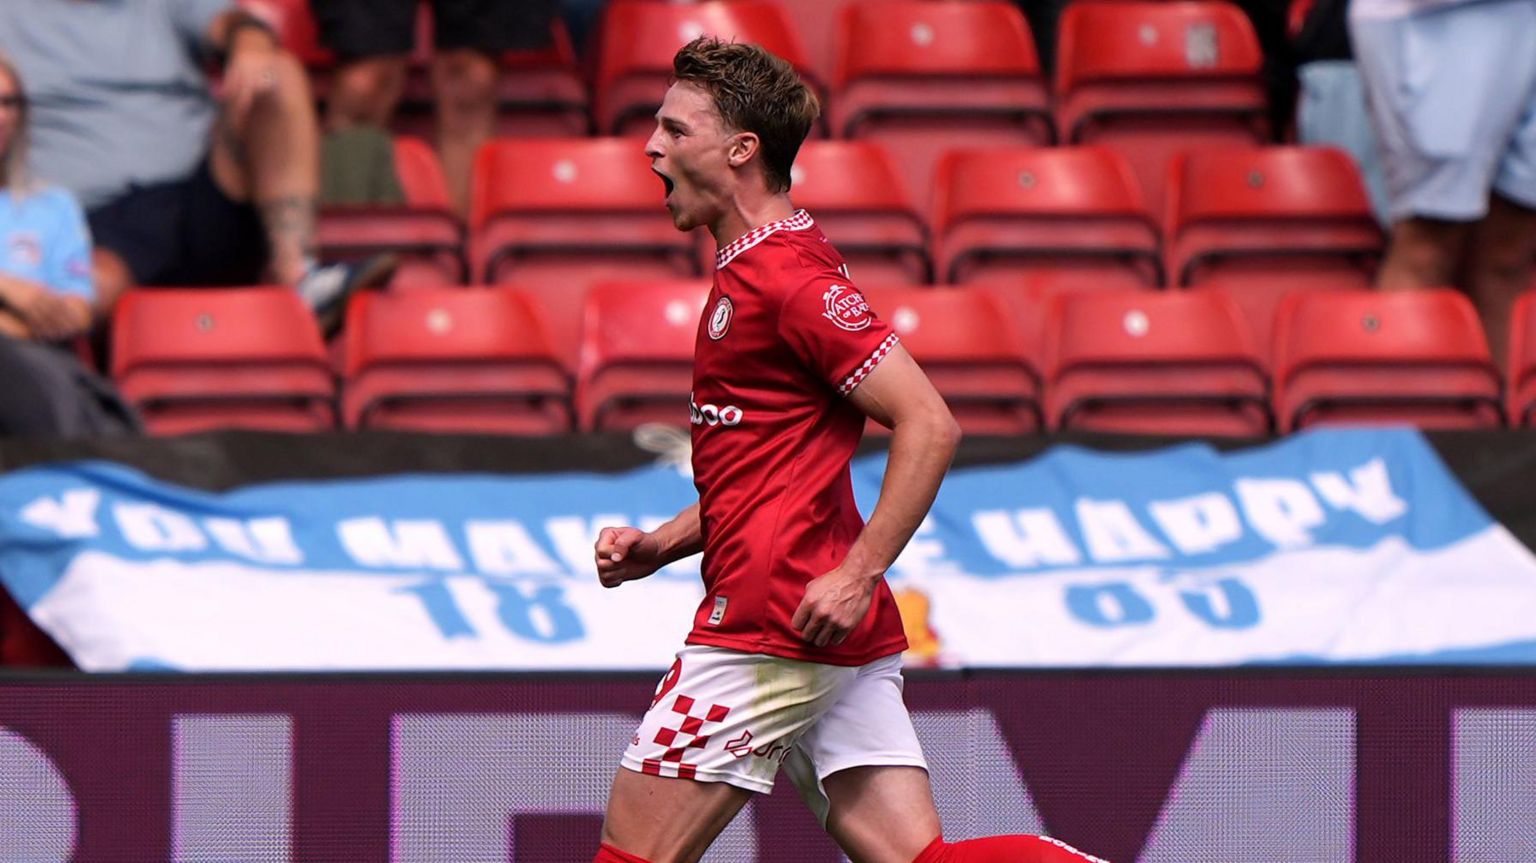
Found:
[1350,0,1536,365]
[0,53,138,436]
[0,0,393,335]
[313,0,559,218]
[1292,0,1391,223]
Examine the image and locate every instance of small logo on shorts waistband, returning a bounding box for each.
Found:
[708,596,728,625]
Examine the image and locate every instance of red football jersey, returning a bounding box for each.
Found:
[684,210,908,666]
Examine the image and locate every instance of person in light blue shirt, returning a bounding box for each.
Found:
[0,52,137,437]
[0,52,93,343]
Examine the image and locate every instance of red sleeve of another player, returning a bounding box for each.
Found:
[777,278,900,396]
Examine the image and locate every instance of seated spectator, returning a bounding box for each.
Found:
[1351,0,1536,365]
[0,52,139,436]
[0,0,394,335]
[314,0,559,217]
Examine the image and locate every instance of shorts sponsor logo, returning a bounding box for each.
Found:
[689,395,744,427]
[724,729,792,764]
[823,284,873,332]
[707,296,733,340]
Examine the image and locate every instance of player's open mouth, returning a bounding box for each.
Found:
[653,167,675,200]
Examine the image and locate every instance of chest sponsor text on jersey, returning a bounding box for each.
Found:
[690,394,744,427]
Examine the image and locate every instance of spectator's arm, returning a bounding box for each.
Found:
[204,8,290,125]
[206,8,281,59]
[0,275,90,341]
[0,309,31,339]
[42,191,100,323]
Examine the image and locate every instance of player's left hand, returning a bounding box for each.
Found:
[792,566,877,648]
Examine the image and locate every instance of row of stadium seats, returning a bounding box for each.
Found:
[249,0,1273,215]
[334,139,1381,297]
[111,283,1530,438]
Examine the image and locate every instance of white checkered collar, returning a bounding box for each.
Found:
[714,210,815,270]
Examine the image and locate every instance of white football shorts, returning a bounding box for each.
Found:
[620,645,928,823]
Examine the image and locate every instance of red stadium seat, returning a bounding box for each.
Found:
[1196,275,1364,358]
[832,1,1052,212]
[1508,290,1536,426]
[1046,290,1270,435]
[595,1,816,136]
[341,288,571,433]
[862,286,1043,434]
[577,281,710,431]
[1273,289,1504,432]
[113,287,336,435]
[778,0,904,84]
[318,137,464,287]
[931,147,1162,289]
[1056,1,1268,222]
[1167,146,1381,288]
[506,283,592,374]
[791,141,929,284]
[468,138,700,312]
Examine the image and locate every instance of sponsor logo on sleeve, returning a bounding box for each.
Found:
[822,284,872,332]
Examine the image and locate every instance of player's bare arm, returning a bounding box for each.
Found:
[791,346,961,648]
[594,503,703,588]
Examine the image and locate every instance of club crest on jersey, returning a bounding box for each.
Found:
[822,284,872,332]
[708,295,734,340]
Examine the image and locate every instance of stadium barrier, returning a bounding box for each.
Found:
[1,669,1534,862]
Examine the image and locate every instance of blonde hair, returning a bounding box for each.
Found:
[0,51,32,196]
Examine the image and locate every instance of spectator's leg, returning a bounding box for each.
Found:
[1377,218,1472,291]
[209,52,322,286]
[1465,195,1536,368]
[310,0,417,130]
[91,248,133,316]
[0,334,66,435]
[432,48,497,219]
[326,56,409,130]
[431,0,557,217]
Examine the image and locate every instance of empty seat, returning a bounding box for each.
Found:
[318,137,464,287]
[113,287,336,435]
[932,147,1162,289]
[1167,146,1382,288]
[595,0,815,136]
[832,1,1052,212]
[1046,290,1270,435]
[1273,289,1503,432]
[1057,1,1268,221]
[469,138,700,295]
[1197,274,1363,357]
[778,0,904,84]
[791,140,929,284]
[577,281,710,431]
[862,286,1042,434]
[1509,290,1536,426]
[506,282,598,374]
[341,288,571,433]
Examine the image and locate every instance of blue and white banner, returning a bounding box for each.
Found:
[2,427,1536,671]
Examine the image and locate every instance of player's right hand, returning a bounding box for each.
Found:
[594,526,664,588]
